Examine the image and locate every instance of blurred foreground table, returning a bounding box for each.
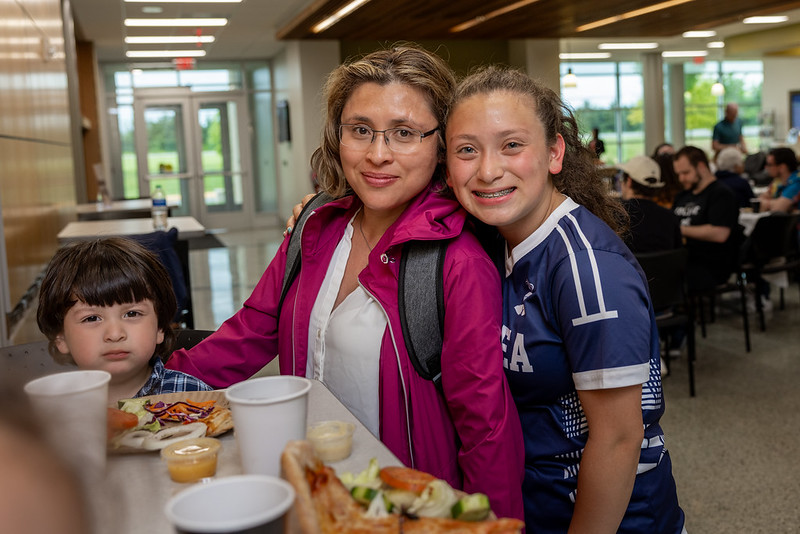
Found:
[97,379,400,534]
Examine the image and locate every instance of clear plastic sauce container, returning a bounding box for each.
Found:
[306,421,355,462]
[161,437,221,483]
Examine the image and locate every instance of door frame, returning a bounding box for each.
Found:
[132,88,254,230]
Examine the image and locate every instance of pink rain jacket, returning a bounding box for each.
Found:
[167,185,524,521]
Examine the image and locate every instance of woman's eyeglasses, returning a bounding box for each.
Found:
[339,124,438,154]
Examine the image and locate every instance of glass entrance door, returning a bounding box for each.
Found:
[133,89,253,230]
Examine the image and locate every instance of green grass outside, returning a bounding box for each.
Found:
[121,151,225,199]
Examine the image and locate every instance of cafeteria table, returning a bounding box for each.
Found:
[93,380,401,534]
[76,199,175,221]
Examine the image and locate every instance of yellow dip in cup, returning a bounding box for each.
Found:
[306,421,355,462]
[161,437,221,483]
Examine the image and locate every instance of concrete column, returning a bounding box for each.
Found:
[509,39,560,93]
[642,52,665,156]
[668,63,686,150]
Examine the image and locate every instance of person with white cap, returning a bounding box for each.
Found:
[619,155,682,253]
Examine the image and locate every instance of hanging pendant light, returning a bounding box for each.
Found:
[563,68,578,88]
[711,80,725,96]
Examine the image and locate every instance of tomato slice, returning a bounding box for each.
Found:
[107,407,139,439]
[379,466,436,493]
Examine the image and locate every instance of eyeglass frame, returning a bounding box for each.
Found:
[338,124,439,153]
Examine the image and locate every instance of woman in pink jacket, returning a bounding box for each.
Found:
[167,45,524,521]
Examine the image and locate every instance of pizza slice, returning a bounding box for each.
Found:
[281,440,524,534]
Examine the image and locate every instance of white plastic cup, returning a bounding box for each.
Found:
[165,474,295,534]
[23,370,111,480]
[225,376,311,477]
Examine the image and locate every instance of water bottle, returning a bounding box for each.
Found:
[151,185,168,231]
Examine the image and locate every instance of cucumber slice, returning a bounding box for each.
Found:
[451,493,491,521]
[351,486,378,506]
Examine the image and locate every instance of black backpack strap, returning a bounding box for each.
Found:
[278,192,335,313]
[398,240,448,389]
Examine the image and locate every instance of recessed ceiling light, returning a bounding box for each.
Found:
[682,30,716,38]
[707,41,725,49]
[141,6,163,14]
[598,42,658,50]
[125,36,215,44]
[126,50,207,58]
[661,50,708,58]
[559,53,612,60]
[124,18,227,27]
[743,16,788,24]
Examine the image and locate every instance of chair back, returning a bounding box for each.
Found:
[174,329,215,351]
[635,248,689,313]
[741,213,800,267]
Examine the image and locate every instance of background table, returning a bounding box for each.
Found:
[58,216,205,242]
[94,380,401,534]
[76,199,175,221]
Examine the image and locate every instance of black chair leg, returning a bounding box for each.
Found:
[738,278,751,352]
[687,319,696,397]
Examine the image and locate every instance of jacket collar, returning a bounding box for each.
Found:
[318,184,466,247]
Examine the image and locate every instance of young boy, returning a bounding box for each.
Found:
[37,237,213,401]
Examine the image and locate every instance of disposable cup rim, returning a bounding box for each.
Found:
[225,376,311,406]
[164,474,295,531]
[23,370,111,397]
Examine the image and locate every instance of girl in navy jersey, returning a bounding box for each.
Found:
[445,66,686,533]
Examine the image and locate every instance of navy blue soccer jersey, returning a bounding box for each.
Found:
[502,198,684,533]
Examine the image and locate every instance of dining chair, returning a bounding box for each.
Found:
[174,329,216,351]
[635,248,697,397]
[690,224,751,353]
[128,228,193,329]
[739,212,800,331]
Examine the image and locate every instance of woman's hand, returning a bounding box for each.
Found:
[284,193,317,236]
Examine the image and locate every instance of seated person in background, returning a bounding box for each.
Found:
[36,238,212,401]
[715,146,756,208]
[758,147,800,213]
[672,146,740,293]
[619,155,682,253]
[653,152,683,208]
[588,127,605,160]
[651,142,675,158]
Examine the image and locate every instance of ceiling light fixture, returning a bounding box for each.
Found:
[141,6,163,14]
[562,69,578,88]
[597,42,658,50]
[126,50,207,58]
[125,36,215,44]
[682,30,716,38]
[707,41,725,49]
[124,18,227,27]
[560,52,612,60]
[711,81,725,96]
[449,0,541,33]
[312,0,370,33]
[576,0,693,32]
[661,50,707,58]
[743,16,788,24]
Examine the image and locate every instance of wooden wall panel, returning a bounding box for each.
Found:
[0,0,75,335]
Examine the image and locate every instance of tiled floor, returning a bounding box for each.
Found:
[9,226,800,532]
